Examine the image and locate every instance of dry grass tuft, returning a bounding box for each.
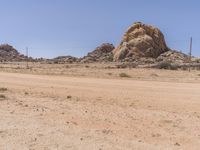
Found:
[119,73,131,78]
[67,95,72,99]
[0,94,6,100]
[0,87,8,92]
[151,73,159,77]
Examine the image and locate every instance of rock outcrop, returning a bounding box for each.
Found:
[0,23,195,66]
[0,44,32,62]
[156,50,189,64]
[80,43,115,63]
[113,22,170,61]
[50,56,79,64]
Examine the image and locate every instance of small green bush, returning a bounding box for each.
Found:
[170,64,179,70]
[119,73,131,78]
[181,65,188,71]
[157,62,171,69]
[157,62,178,70]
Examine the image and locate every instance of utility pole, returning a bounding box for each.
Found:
[189,37,192,72]
[26,47,29,69]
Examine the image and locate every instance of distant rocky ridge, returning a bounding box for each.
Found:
[0,44,33,62]
[48,56,79,64]
[0,22,198,65]
[43,43,115,64]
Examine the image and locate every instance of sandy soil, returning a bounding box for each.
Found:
[0,67,200,150]
[1,62,200,83]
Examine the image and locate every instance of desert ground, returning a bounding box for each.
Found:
[0,63,200,150]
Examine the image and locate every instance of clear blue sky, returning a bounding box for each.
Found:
[0,0,200,58]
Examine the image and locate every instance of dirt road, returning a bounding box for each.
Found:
[0,72,200,150]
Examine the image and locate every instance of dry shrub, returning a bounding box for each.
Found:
[157,62,178,70]
[151,73,159,77]
[107,73,113,76]
[0,88,8,92]
[67,95,72,99]
[119,73,131,78]
[0,94,6,100]
[116,63,137,69]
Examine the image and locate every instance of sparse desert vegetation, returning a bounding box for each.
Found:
[0,94,6,100]
[0,87,7,100]
[0,68,200,149]
[119,72,131,78]
[0,87,8,92]
[0,20,200,150]
[156,61,179,70]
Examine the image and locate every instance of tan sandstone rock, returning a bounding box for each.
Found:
[113,22,170,61]
[80,43,115,63]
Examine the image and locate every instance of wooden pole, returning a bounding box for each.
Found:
[189,37,192,72]
[26,47,29,69]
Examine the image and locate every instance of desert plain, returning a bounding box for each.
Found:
[0,63,199,150]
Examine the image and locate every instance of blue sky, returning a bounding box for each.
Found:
[0,0,200,58]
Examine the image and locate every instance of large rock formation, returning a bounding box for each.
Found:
[80,43,115,63]
[0,44,32,62]
[113,22,170,61]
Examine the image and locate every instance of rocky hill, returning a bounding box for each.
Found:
[80,43,115,63]
[0,44,32,62]
[49,56,79,64]
[0,22,197,65]
[113,22,170,61]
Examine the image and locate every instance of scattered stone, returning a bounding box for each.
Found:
[24,92,29,95]
[174,142,181,146]
[67,95,72,99]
